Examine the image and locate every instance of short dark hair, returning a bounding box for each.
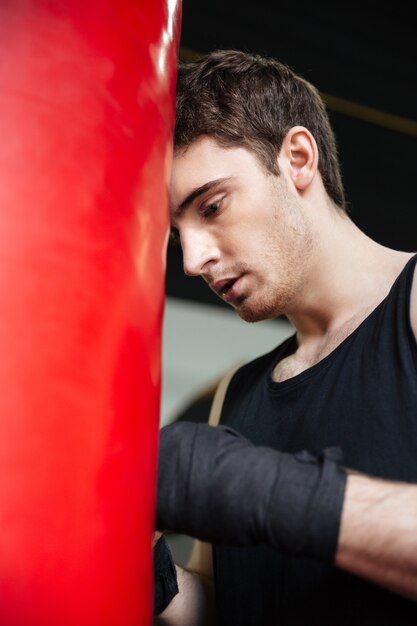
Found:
[175,50,345,210]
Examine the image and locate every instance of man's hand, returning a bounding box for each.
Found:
[157,421,347,562]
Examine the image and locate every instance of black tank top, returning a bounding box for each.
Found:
[214,254,417,626]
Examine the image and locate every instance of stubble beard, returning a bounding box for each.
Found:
[235,278,299,323]
[228,257,302,323]
[236,184,315,323]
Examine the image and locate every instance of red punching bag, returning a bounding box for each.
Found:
[0,1,181,625]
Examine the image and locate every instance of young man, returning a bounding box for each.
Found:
[155,50,417,625]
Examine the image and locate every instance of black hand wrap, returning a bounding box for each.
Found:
[157,422,347,563]
[153,535,179,615]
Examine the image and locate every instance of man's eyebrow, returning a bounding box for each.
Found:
[173,177,232,218]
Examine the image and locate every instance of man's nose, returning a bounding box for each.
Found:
[181,229,219,277]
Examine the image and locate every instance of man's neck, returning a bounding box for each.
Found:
[273,235,413,383]
[285,214,413,343]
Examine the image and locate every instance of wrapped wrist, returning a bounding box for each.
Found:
[157,422,347,564]
[153,535,179,615]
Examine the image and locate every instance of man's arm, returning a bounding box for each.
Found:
[154,564,216,626]
[155,475,417,624]
[336,473,417,600]
[157,421,417,602]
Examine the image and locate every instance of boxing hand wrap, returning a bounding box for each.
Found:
[157,422,347,563]
[153,535,179,615]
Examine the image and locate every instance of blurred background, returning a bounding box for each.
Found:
[161,0,416,563]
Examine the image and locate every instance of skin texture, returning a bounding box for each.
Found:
[158,128,417,624]
[170,135,315,323]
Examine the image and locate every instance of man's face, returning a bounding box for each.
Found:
[170,137,313,322]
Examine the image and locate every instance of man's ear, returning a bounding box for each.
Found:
[278,126,318,191]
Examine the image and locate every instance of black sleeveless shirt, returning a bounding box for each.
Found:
[214,254,417,626]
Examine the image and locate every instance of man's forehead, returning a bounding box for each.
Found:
[170,137,253,212]
[172,137,234,180]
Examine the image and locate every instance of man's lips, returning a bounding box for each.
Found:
[211,275,244,302]
[212,277,238,293]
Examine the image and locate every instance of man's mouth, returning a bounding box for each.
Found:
[212,276,243,302]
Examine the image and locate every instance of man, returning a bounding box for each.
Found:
[155,50,417,625]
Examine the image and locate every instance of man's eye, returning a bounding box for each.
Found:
[202,201,220,218]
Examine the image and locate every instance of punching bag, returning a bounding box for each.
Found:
[0,1,181,625]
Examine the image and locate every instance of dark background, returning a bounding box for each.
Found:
[167,0,417,310]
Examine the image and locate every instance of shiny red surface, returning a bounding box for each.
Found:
[0,1,181,624]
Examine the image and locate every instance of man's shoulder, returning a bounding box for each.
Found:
[409,255,417,340]
[208,333,294,427]
[390,251,417,341]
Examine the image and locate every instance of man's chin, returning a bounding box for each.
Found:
[235,298,278,323]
